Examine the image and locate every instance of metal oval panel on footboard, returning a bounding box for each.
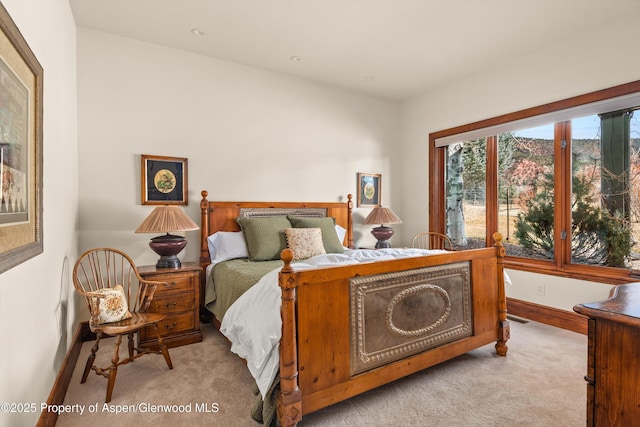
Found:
[350,261,472,376]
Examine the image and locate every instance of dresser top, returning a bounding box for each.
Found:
[574,282,640,326]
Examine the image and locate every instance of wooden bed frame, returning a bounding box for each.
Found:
[199,191,509,426]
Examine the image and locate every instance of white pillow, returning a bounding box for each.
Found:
[335,224,347,245]
[207,231,249,265]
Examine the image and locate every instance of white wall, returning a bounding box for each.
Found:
[76,28,401,266]
[0,1,78,426]
[400,11,640,310]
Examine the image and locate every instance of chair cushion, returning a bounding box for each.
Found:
[88,285,132,324]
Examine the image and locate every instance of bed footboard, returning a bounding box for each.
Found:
[277,233,509,426]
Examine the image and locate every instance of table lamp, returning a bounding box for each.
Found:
[135,205,199,268]
[363,206,402,248]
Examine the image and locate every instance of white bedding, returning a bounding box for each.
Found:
[219,247,447,399]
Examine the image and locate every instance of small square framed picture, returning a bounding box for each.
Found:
[141,154,188,205]
[357,172,381,207]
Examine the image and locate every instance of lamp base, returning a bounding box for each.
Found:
[155,255,182,269]
[149,233,187,269]
[371,226,394,249]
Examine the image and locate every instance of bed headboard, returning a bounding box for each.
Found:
[198,190,353,270]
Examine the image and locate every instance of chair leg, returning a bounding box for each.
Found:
[81,331,101,384]
[105,334,122,403]
[128,332,135,359]
[153,323,173,369]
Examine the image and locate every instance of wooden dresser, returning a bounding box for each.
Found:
[137,262,203,349]
[573,283,640,426]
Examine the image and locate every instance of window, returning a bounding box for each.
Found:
[445,139,487,249]
[430,81,640,282]
[499,125,555,260]
[570,111,640,269]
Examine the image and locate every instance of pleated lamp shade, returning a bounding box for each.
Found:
[135,206,199,268]
[363,206,402,249]
[363,206,402,226]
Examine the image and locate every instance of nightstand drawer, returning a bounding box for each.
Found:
[149,291,195,314]
[156,312,195,336]
[137,263,202,349]
[147,272,195,292]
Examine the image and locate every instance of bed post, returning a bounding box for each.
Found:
[493,232,510,356]
[199,191,211,323]
[277,249,302,426]
[200,190,210,268]
[347,193,354,249]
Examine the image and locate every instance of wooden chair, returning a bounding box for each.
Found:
[411,232,453,250]
[72,248,173,402]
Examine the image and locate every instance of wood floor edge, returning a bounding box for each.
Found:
[507,297,588,334]
[36,322,90,427]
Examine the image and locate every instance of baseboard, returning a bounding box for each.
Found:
[507,297,588,335]
[36,322,91,427]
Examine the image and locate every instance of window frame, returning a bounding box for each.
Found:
[429,80,640,285]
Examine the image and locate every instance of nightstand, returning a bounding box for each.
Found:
[137,262,203,349]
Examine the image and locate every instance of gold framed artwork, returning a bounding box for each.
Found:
[141,154,188,205]
[0,4,44,274]
[357,172,381,207]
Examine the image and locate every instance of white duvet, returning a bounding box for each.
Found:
[219,247,448,398]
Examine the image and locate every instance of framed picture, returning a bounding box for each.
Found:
[0,4,44,274]
[141,154,188,205]
[357,172,381,207]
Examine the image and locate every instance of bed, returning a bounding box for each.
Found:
[198,190,510,426]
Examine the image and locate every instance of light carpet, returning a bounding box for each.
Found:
[56,318,587,426]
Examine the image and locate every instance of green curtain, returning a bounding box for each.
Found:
[599,109,632,218]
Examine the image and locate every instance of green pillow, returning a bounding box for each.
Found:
[287,216,345,254]
[237,216,292,261]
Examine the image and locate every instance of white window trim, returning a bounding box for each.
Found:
[435,92,640,147]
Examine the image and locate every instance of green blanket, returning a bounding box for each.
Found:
[251,375,279,426]
[204,258,283,322]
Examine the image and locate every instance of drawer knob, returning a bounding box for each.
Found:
[165,281,178,288]
[164,302,178,309]
[164,322,178,330]
[584,375,595,385]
